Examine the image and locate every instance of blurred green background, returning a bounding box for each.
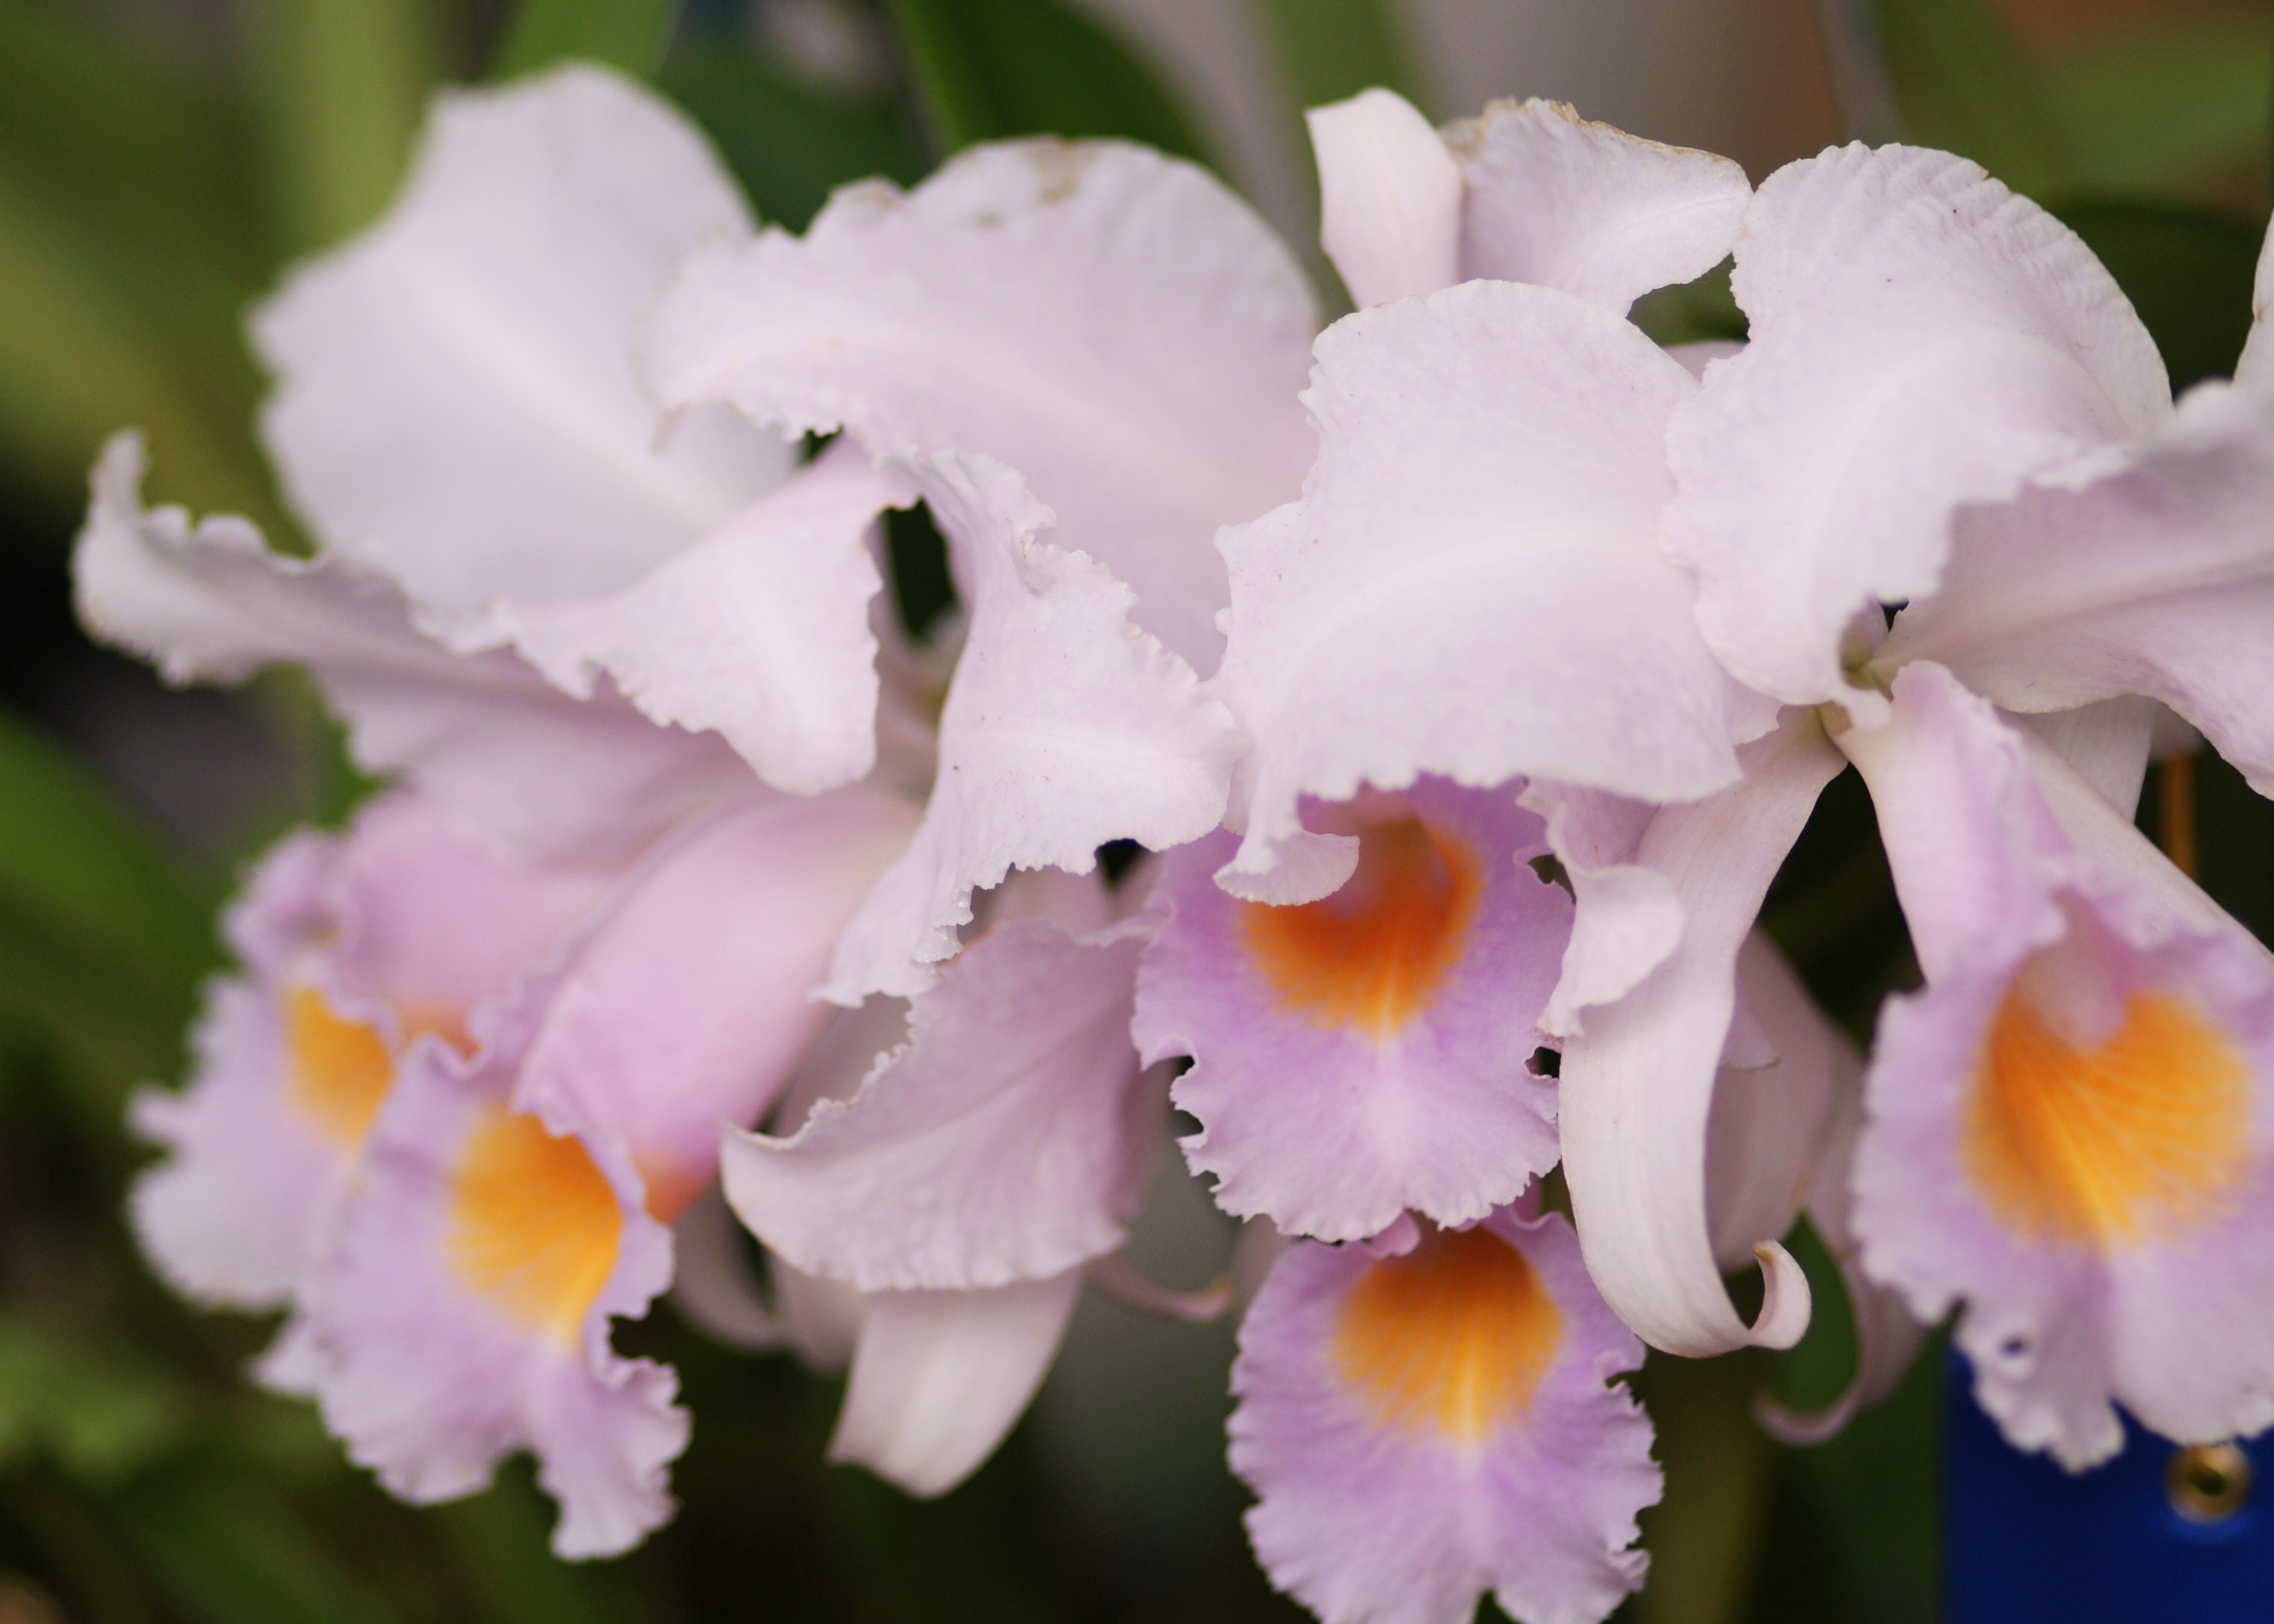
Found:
[4,0,2273,1619]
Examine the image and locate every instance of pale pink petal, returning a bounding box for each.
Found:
[513,786,919,1204]
[1217,282,1751,892]
[2012,697,2159,820]
[1135,780,1570,1241]
[131,797,610,1309]
[132,976,334,1309]
[1842,664,2274,1466]
[1521,782,1682,1040]
[1557,714,1844,1356]
[1230,1211,1657,1624]
[820,453,1239,1001]
[1307,89,1463,308]
[1703,935,1844,1272]
[1885,381,2274,797]
[1448,98,1750,314]
[643,139,1317,668]
[828,1271,1083,1495]
[1669,144,2172,712]
[723,908,1152,1291]
[73,435,750,862]
[300,1034,683,1557]
[481,442,915,795]
[254,65,788,614]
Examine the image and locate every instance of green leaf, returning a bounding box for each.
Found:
[0,706,214,1109]
[2047,20,2274,194]
[660,43,920,229]
[1248,0,1420,110]
[883,0,1207,162]
[0,145,272,518]
[431,1470,635,1624]
[249,0,439,253]
[2057,198,2263,392]
[1870,0,2074,199]
[115,1462,404,1624]
[0,1317,191,1489]
[495,0,679,81]
[1628,1351,1774,1624]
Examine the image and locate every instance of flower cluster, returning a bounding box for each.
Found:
[83,63,2274,1623]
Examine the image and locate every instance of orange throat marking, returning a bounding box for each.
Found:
[446,1106,624,1341]
[1239,815,1482,1037]
[1965,987,2249,1247]
[285,987,393,1152]
[1331,1226,1563,1446]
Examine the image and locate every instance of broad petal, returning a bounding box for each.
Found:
[722,909,1152,1291]
[481,442,915,794]
[1137,780,1571,1241]
[828,1271,1082,1496]
[1885,381,2274,797]
[1558,714,1843,1356]
[1217,281,1749,892]
[254,65,788,613]
[820,454,1239,1001]
[1307,88,1463,308]
[1230,1211,1657,1624]
[513,786,919,1209]
[74,436,750,862]
[1843,667,2274,1466]
[299,1036,683,1557]
[1669,144,2172,711]
[643,139,1318,668]
[1448,98,1750,313]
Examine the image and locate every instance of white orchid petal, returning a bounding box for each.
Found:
[73,435,744,861]
[1670,143,2171,711]
[2012,697,2159,821]
[644,139,1317,668]
[1219,281,1747,886]
[1560,714,1844,1356]
[1448,98,1751,312]
[1307,88,1463,308]
[828,1272,1081,1496]
[821,454,1239,1002]
[486,442,915,794]
[1703,935,1841,1273]
[1887,381,2274,797]
[256,66,788,612]
[723,916,1152,1292]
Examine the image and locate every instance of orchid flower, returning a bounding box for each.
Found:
[1229,1205,1659,1624]
[640,126,1315,1000]
[81,65,1156,1546]
[1563,143,2274,1467]
[130,792,608,1320]
[1168,90,1826,1331]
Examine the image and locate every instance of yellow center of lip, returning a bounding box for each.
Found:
[1239,816,1481,1037]
[1965,987,2249,1247]
[285,987,394,1151]
[446,1106,623,1340]
[1331,1226,1563,1445]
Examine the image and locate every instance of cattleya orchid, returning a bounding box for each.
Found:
[81,67,1172,1553]
[74,31,2274,1624]
[1564,143,2274,1469]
